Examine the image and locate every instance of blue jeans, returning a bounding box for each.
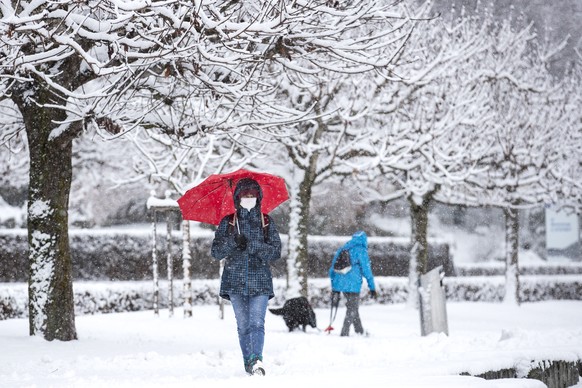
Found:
[229,294,269,364]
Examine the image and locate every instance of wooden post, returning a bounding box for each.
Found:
[152,211,159,316]
[182,220,192,318]
[167,212,174,317]
[147,191,181,318]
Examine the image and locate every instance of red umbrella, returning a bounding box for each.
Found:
[177,169,289,225]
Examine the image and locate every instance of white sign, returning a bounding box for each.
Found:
[545,207,579,250]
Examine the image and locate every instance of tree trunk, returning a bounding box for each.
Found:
[152,211,160,316]
[182,220,192,318]
[503,207,520,305]
[407,193,432,308]
[20,97,77,340]
[409,194,431,275]
[286,173,314,298]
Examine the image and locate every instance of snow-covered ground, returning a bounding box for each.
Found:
[1,301,581,388]
[1,210,580,387]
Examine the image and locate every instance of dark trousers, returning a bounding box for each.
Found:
[341,292,363,336]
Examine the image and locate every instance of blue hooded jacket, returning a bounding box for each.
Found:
[211,178,282,300]
[329,231,375,293]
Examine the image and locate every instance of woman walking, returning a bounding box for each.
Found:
[211,178,282,376]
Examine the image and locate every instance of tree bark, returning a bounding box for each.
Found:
[503,207,520,305]
[152,211,160,316]
[409,194,431,276]
[18,93,78,340]
[407,191,435,308]
[286,174,313,298]
[182,220,192,318]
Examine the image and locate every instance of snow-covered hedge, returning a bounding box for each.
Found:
[455,262,582,276]
[444,275,582,302]
[4,228,581,283]
[0,229,453,281]
[2,275,581,320]
[0,229,217,281]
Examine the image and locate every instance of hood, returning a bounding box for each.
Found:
[233,178,263,210]
[345,230,368,250]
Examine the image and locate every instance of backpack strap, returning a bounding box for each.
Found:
[227,213,237,235]
[261,213,270,241]
[261,213,269,229]
[228,213,237,227]
[227,212,270,241]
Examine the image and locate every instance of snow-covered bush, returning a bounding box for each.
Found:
[3,228,580,283]
[444,276,582,302]
[0,286,26,320]
[0,230,453,281]
[455,262,582,276]
[2,276,581,320]
[0,229,218,282]
[0,196,25,228]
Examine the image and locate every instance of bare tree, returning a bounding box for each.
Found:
[0,0,433,340]
[349,8,498,308]
[559,63,582,213]
[126,126,264,318]
[471,37,579,305]
[268,72,390,296]
[114,0,438,302]
[0,0,239,340]
[347,5,574,311]
[241,1,437,297]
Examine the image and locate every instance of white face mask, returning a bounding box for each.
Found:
[240,197,257,210]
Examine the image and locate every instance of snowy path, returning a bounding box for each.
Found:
[1,301,581,387]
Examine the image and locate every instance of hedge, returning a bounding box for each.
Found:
[0,229,453,281]
[2,275,581,320]
[3,228,581,283]
[455,262,582,276]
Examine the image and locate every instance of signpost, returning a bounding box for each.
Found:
[545,207,580,260]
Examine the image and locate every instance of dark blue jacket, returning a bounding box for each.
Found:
[329,231,375,293]
[211,179,281,300]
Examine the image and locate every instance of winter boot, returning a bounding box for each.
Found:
[245,354,265,376]
[244,359,253,375]
[251,359,265,376]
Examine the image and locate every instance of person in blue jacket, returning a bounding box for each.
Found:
[211,178,282,376]
[329,231,376,336]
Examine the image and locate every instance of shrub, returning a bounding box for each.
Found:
[0,229,453,281]
[2,276,581,320]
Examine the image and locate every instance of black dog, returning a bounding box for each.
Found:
[269,297,317,332]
